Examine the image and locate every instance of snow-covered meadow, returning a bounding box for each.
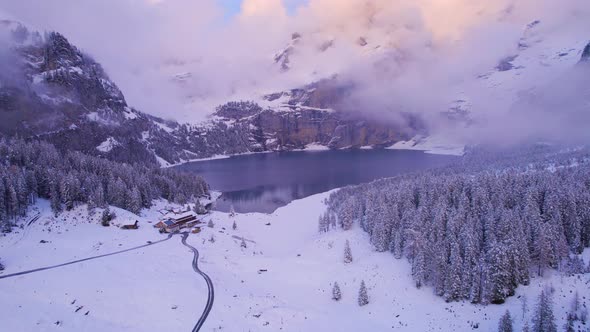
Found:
[0,194,588,332]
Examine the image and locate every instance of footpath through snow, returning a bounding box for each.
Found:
[0,195,588,331]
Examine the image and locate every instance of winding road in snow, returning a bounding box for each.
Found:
[0,232,176,279]
[180,231,215,332]
[0,231,215,332]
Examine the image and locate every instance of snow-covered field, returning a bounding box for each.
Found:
[1,195,588,332]
[388,135,466,156]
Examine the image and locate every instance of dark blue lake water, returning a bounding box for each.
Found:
[175,150,457,213]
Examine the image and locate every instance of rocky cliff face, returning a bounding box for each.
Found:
[581,42,590,63]
[212,77,421,151]
[250,79,419,150]
[246,108,411,150]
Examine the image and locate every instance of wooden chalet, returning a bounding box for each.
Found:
[155,214,200,233]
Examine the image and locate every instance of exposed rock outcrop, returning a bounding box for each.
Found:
[581,41,590,62]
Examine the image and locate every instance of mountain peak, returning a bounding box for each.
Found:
[581,41,590,62]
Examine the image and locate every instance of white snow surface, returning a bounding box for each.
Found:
[96,137,120,153]
[0,195,588,332]
[302,143,330,152]
[388,135,466,156]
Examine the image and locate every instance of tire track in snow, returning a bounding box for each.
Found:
[180,231,215,332]
[0,232,176,279]
[0,231,215,332]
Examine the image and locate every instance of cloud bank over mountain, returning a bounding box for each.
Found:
[1,0,590,144]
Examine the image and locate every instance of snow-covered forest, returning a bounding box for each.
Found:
[0,138,209,228]
[324,146,590,304]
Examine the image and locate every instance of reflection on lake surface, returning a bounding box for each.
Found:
[175,150,457,213]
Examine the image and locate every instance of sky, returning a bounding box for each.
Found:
[1,0,590,145]
[219,0,306,18]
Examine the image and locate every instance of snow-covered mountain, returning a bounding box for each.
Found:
[1,9,589,164]
[0,20,427,165]
[0,20,188,165]
[155,10,590,152]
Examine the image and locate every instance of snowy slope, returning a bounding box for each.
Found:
[468,18,590,118]
[1,195,588,331]
[151,11,590,158]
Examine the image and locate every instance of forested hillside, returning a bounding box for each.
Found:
[323,146,590,304]
[0,138,209,229]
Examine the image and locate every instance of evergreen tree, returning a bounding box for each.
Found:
[534,217,556,277]
[498,310,513,332]
[444,240,463,301]
[522,322,530,332]
[318,213,329,233]
[329,213,337,229]
[570,291,580,320]
[193,200,207,214]
[240,237,247,248]
[15,173,28,215]
[338,197,357,230]
[564,314,575,332]
[208,219,214,228]
[358,280,369,306]
[332,282,342,301]
[344,240,353,264]
[532,290,557,332]
[0,178,7,228]
[521,295,528,319]
[232,220,237,230]
[49,180,61,215]
[126,187,142,215]
[101,208,115,227]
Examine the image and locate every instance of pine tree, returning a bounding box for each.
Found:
[338,197,356,230]
[329,213,336,229]
[49,180,61,215]
[126,187,142,215]
[521,295,528,319]
[344,240,353,264]
[564,314,575,332]
[0,178,7,227]
[101,208,114,227]
[332,282,342,301]
[207,219,214,228]
[484,242,513,304]
[522,322,530,332]
[59,174,76,211]
[240,237,247,248]
[532,290,557,332]
[444,240,463,302]
[498,310,513,332]
[358,280,369,306]
[370,217,390,252]
[232,220,237,230]
[537,225,553,277]
[580,307,588,324]
[570,291,580,320]
[193,200,206,214]
[15,173,28,216]
[318,213,329,233]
